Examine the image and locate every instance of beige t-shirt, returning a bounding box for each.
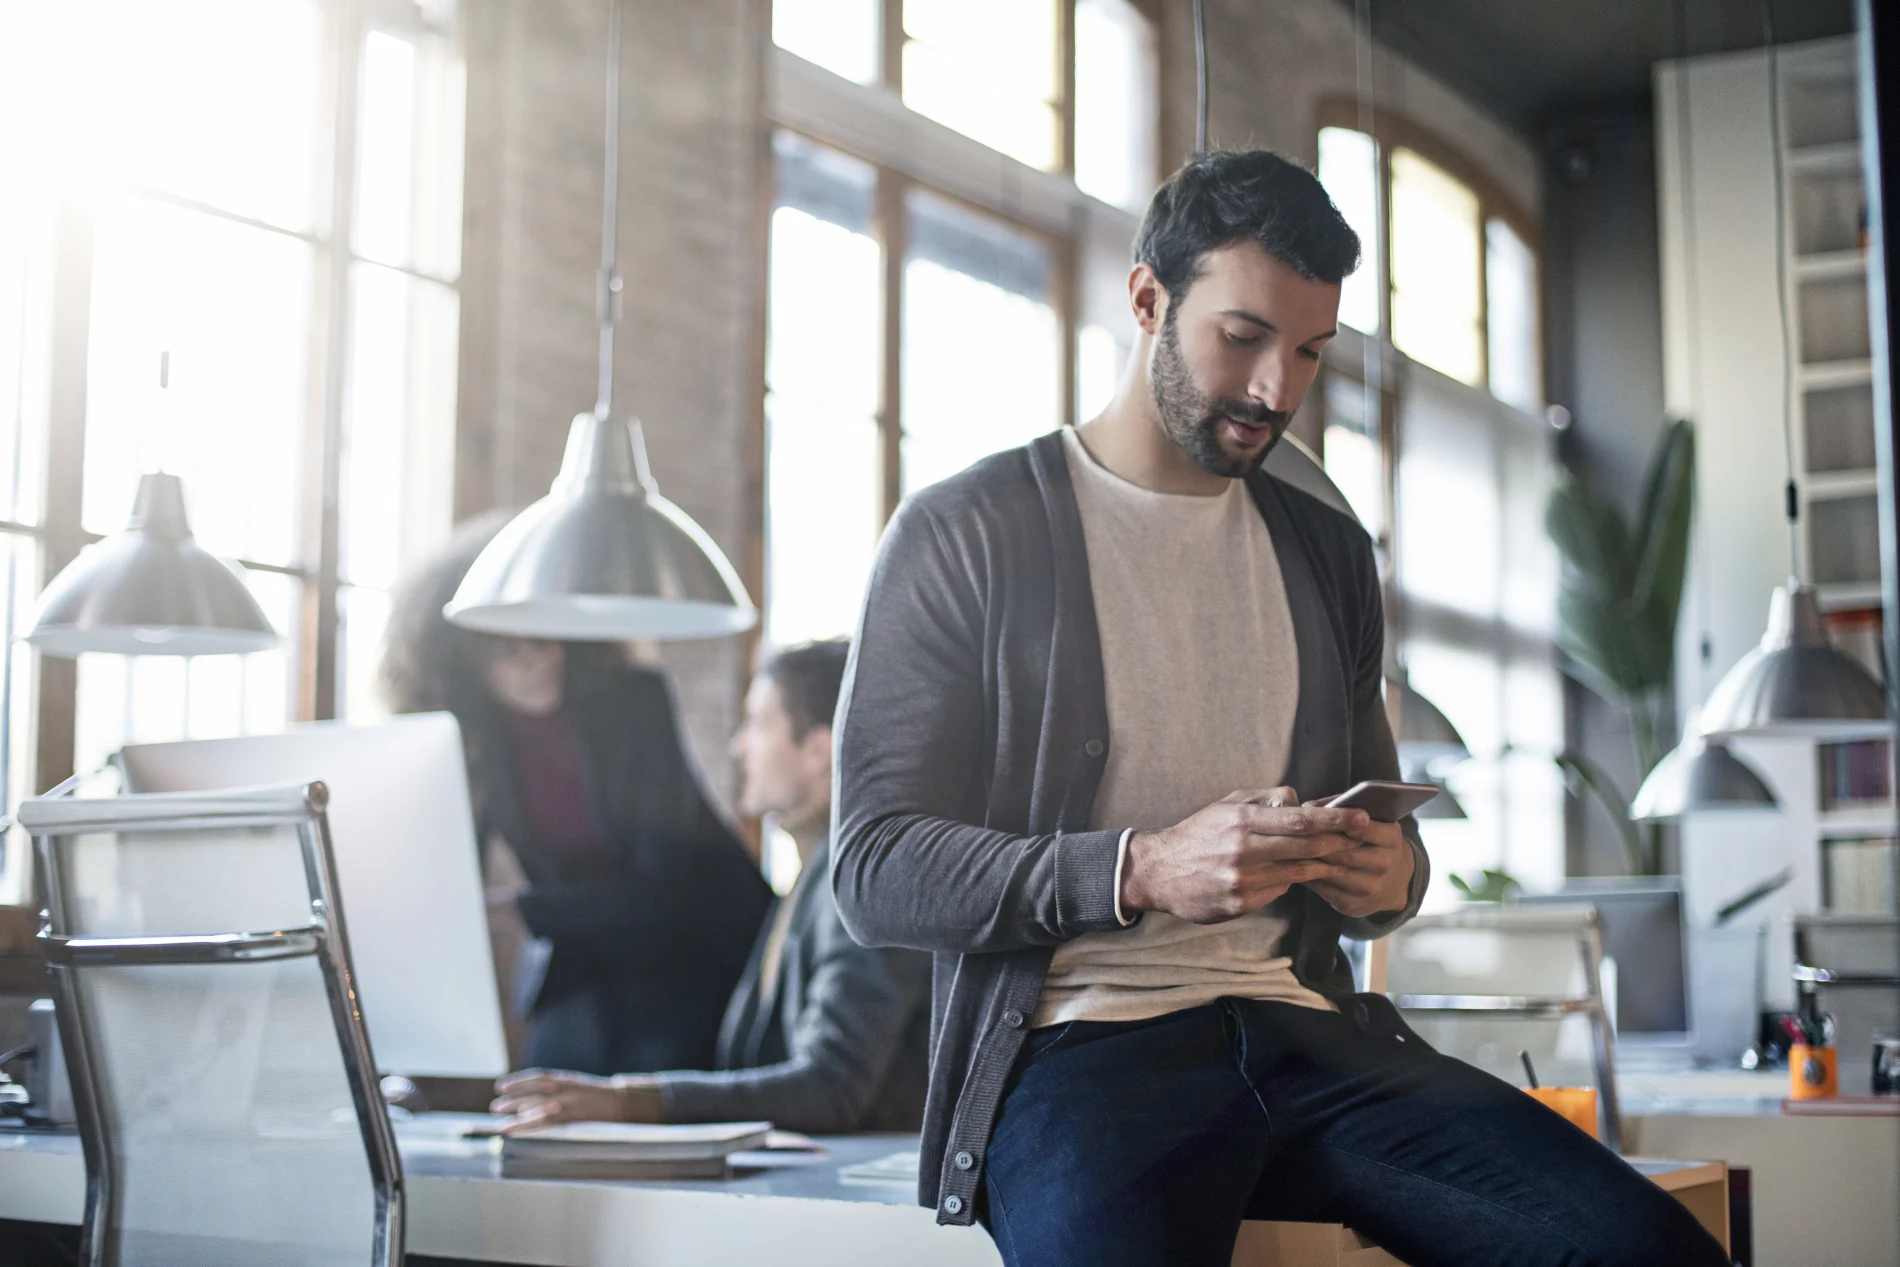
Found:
[1033,427,1333,1026]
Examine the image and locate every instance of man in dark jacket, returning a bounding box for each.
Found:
[830,150,1727,1267]
[492,640,930,1134]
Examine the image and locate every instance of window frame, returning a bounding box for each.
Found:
[1315,99,1544,402]
[755,0,1155,646]
[765,122,1072,530]
[26,0,462,796]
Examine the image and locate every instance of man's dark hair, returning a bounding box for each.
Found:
[1134,149,1360,299]
[764,638,851,739]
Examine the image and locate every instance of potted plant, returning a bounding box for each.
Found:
[1544,419,1695,875]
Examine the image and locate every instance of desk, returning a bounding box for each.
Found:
[0,1124,1002,1267]
[0,1117,1735,1267]
[1619,1068,1900,1267]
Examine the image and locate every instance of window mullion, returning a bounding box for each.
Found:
[32,180,96,794]
[1059,0,1076,176]
[875,168,906,525]
[303,0,366,723]
[880,0,904,92]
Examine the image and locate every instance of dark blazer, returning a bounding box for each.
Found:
[832,431,1429,1225]
[478,662,772,1074]
[653,840,931,1133]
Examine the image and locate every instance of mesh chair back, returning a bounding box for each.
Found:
[23,783,402,1267]
[1386,905,1620,1147]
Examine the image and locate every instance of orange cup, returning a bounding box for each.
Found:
[1789,1044,1838,1100]
[1525,1086,1599,1139]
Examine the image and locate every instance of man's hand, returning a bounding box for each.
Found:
[1300,802,1415,920]
[490,1069,645,1133]
[1119,788,1367,925]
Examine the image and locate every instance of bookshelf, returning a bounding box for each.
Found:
[1657,37,1894,1008]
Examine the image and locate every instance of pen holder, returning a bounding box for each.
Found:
[1789,1044,1838,1100]
[1524,1086,1598,1139]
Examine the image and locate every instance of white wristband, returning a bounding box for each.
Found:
[1112,828,1137,927]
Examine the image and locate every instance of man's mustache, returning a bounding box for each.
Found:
[1205,398,1290,430]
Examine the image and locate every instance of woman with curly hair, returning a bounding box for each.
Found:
[380,513,771,1075]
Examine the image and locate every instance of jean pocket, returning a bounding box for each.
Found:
[1017,1021,1076,1069]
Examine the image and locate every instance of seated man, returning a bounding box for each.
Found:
[491,639,929,1135]
[829,151,1729,1266]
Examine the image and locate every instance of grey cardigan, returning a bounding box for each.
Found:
[831,431,1428,1226]
[655,840,932,1134]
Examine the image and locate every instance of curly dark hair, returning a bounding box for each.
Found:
[1134,149,1361,298]
[378,512,629,771]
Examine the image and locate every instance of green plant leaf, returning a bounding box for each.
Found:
[1544,421,1697,704]
[1552,750,1649,874]
[1629,419,1695,689]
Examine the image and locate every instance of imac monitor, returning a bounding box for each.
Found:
[1523,878,1690,1046]
[119,712,509,1079]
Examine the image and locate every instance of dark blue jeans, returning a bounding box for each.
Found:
[980,996,1729,1267]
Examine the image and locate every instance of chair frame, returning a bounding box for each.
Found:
[1386,905,1623,1152]
[26,781,404,1267]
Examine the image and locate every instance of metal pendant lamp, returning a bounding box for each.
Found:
[1394,672,1469,766]
[1699,580,1887,739]
[445,0,754,642]
[1630,711,1778,822]
[24,471,277,658]
[1399,754,1466,820]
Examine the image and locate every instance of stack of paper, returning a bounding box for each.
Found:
[499,1121,773,1180]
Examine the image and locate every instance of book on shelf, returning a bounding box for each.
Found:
[1817,734,1892,811]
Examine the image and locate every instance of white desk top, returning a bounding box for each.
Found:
[0,1086,1792,1267]
[0,1119,1003,1267]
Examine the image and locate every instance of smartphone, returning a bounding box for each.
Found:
[1322,780,1440,822]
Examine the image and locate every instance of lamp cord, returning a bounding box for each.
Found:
[1762,0,1801,580]
[594,0,624,420]
[1193,0,1208,152]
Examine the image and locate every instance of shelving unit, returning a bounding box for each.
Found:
[1779,45,1881,612]
[1656,37,1894,1007]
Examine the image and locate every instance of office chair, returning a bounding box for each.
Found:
[23,781,403,1267]
[1383,904,1622,1152]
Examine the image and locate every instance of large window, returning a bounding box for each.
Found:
[764,133,1062,647]
[0,1,463,895]
[765,135,883,649]
[1314,116,1560,903]
[1317,119,1542,411]
[771,0,1157,210]
[901,190,1059,495]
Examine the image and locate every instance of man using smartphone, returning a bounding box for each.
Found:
[831,149,1726,1267]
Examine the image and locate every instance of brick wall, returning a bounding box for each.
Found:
[457,0,768,806]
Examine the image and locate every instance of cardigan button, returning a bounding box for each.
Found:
[954,1150,975,1170]
[1085,739,1104,757]
[944,1195,964,1216]
[1002,1009,1025,1028]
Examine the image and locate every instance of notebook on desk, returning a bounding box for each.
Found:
[481,1121,775,1180]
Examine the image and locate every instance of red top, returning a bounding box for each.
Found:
[505,707,614,878]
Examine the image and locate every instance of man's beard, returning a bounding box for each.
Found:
[1149,307,1289,479]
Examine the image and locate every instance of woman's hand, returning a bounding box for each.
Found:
[490,1068,641,1132]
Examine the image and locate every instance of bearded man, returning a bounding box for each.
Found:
[829,149,1728,1267]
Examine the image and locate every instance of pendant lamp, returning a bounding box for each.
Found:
[1630,715,1778,822]
[24,471,277,657]
[1699,581,1887,739]
[1399,754,1466,820]
[445,0,754,642]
